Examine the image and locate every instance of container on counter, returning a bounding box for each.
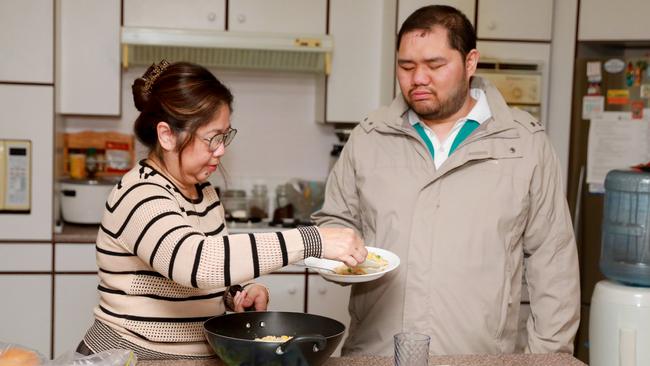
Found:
[60,178,117,224]
[223,189,248,221]
[601,169,650,287]
[248,183,269,221]
[69,153,86,179]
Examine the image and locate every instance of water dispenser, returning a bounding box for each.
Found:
[600,169,650,286]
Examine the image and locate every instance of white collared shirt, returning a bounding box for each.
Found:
[408,88,492,169]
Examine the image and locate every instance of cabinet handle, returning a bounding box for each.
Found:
[288,286,297,295]
[488,21,497,31]
[207,12,217,22]
[237,14,246,23]
[318,287,327,295]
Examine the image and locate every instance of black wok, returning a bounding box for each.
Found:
[204,311,345,366]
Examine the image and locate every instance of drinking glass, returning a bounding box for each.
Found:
[394,332,430,366]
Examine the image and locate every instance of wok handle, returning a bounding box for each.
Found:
[275,334,327,355]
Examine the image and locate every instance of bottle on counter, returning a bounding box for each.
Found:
[85,148,98,179]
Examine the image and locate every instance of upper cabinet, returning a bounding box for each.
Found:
[229,0,326,34]
[398,0,475,28]
[0,0,53,84]
[124,0,226,31]
[477,0,553,41]
[325,0,396,123]
[56,0,121,116]
[578,0,650,41]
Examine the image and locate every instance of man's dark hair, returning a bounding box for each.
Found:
[397,5,476,60]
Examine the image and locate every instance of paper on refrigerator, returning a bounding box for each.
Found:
[587,111,650,186]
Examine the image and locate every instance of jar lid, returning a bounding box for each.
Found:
[605,169,650,193]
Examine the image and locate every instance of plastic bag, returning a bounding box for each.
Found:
[50,349,136,366]
[0,343,136,366]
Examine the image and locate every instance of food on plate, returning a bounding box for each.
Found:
[335,252,389,275]
[254,335,293,342]
[0,346,41,366]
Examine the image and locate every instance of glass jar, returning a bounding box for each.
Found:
[223,189,248,221]
[249,183,269,220]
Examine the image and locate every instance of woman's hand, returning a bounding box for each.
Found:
[233,284,269,312]
[319,227,367,267]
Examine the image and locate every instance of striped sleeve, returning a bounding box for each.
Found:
[101,183,322,289]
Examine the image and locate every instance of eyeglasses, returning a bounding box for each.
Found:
[202,127,237,151]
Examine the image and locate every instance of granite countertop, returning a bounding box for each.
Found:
[139,353,586,366]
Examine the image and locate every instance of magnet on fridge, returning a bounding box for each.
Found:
[625,62,634,87]
[641,84,650,99]
[607,89,630,105]
[604,58,625,74]
[631,100,645,119]
[587,61,602,82]
[587,82,602,96]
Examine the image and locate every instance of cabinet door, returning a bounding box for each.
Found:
[55,243,97,272]
[0,275,52,357]
[0,85,53,241]
[229,0,326,34]
[54,275,99,357]
[477,0,553,41]
[56,0,120,116]
[124,0,226,31]
[398,0,475,28]
[0,0,53,83]
[307,275,351,357]
[256,274,304,312]
[0,243,51,271]
[325,0,396,123]
[578,0,650,40]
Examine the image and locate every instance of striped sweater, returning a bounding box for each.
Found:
[82,160,322,359]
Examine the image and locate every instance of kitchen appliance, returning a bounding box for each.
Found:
[204,311,344,366]
[60,178,116,224]
[0,140,31,212]
[601,170,650,286]
[474,60,543,121]
[589,280,650,366]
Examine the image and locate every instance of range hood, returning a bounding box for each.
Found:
[121,27,333,74]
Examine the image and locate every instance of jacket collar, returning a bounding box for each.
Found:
[361,76,517,137]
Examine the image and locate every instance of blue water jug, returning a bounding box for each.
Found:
[601,169,650,287]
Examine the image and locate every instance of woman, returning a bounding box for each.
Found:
[77,60,366,359]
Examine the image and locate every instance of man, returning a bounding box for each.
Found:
[313,5,580,356]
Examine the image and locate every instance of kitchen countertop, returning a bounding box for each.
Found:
[139,353,586,366]
[55,221,284,243]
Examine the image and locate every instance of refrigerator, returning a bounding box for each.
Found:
[567,43,650,362]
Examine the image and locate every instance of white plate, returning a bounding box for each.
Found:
[303,247,400,283]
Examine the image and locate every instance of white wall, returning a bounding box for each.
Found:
[63,67,337,193]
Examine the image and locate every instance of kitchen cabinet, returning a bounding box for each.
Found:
[56,0,121,116]
[123,0,226,31]
[324,0,396,123]
[0,275,52,357]
[578,0,650,41]
[0,0,53,84]
[53,275,99,356]
[0,84,53,241]
[256,274,305,312]
[307,275,351,357]
[228,0,326,34]
[55,243,97,272]
[0,243,52,271]
[476,41,551,124]
[397,0,475,28]
[477,0,553,41]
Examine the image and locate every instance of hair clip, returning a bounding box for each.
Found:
[142,59,171,96]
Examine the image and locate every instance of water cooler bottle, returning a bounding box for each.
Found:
[590,170,650,366]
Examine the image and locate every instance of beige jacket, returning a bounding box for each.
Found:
[313,77,580,356]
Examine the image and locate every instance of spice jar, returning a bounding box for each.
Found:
[223,189,248,221]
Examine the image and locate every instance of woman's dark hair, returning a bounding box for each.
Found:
[397,5,476,61]
[132,61,233,161]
